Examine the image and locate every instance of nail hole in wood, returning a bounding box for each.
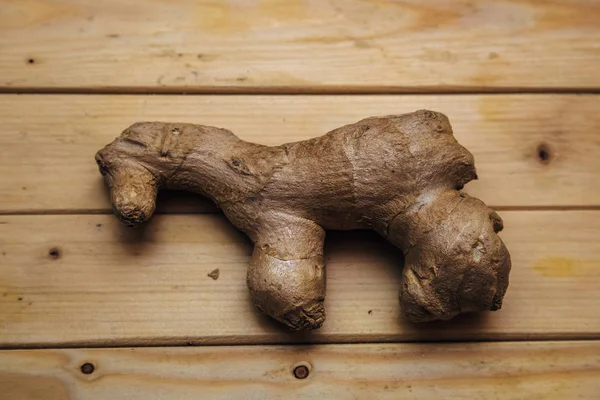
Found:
[293,363,310,379]
[80,363,95,375]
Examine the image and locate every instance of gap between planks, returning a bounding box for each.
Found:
[1,205,600,217]
[1,87,600,95]
[2,335,600,352]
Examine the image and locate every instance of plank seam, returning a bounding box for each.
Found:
[1,206,599,217]
[1,336,600,351]
[1,88,600,95]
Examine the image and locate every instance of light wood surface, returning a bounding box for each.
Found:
[1,94,599,214]
[1,0,599,92]
[0,210,598,347]
[0,341,599,399]
[1,1,599,396]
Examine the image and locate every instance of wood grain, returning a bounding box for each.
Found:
[0,210,598,347]
[0,341,599,399]
[0,0,598,91]
[1,94,599,214]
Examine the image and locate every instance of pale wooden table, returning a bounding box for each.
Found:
[0,1,599,399]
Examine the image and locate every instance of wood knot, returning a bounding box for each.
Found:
[537,143,552,165]
[80,363,95,375]
[48,247,62,260]
[293,363,310,379]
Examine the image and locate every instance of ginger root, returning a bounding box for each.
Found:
[95,110,511,330]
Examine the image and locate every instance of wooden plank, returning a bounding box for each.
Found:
[0,342,599,399]
[1,94,599,213]
[0,210,598,347]
[1,1,599,91]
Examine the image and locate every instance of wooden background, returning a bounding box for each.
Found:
[0,0,599,398]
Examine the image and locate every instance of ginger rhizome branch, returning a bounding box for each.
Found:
[95,110,511,330]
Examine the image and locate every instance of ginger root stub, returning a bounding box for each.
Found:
[95,110,511,330]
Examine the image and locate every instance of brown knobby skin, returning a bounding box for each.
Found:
[95,110,511,330]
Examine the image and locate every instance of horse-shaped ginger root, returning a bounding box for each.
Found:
[95,110,511,330]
